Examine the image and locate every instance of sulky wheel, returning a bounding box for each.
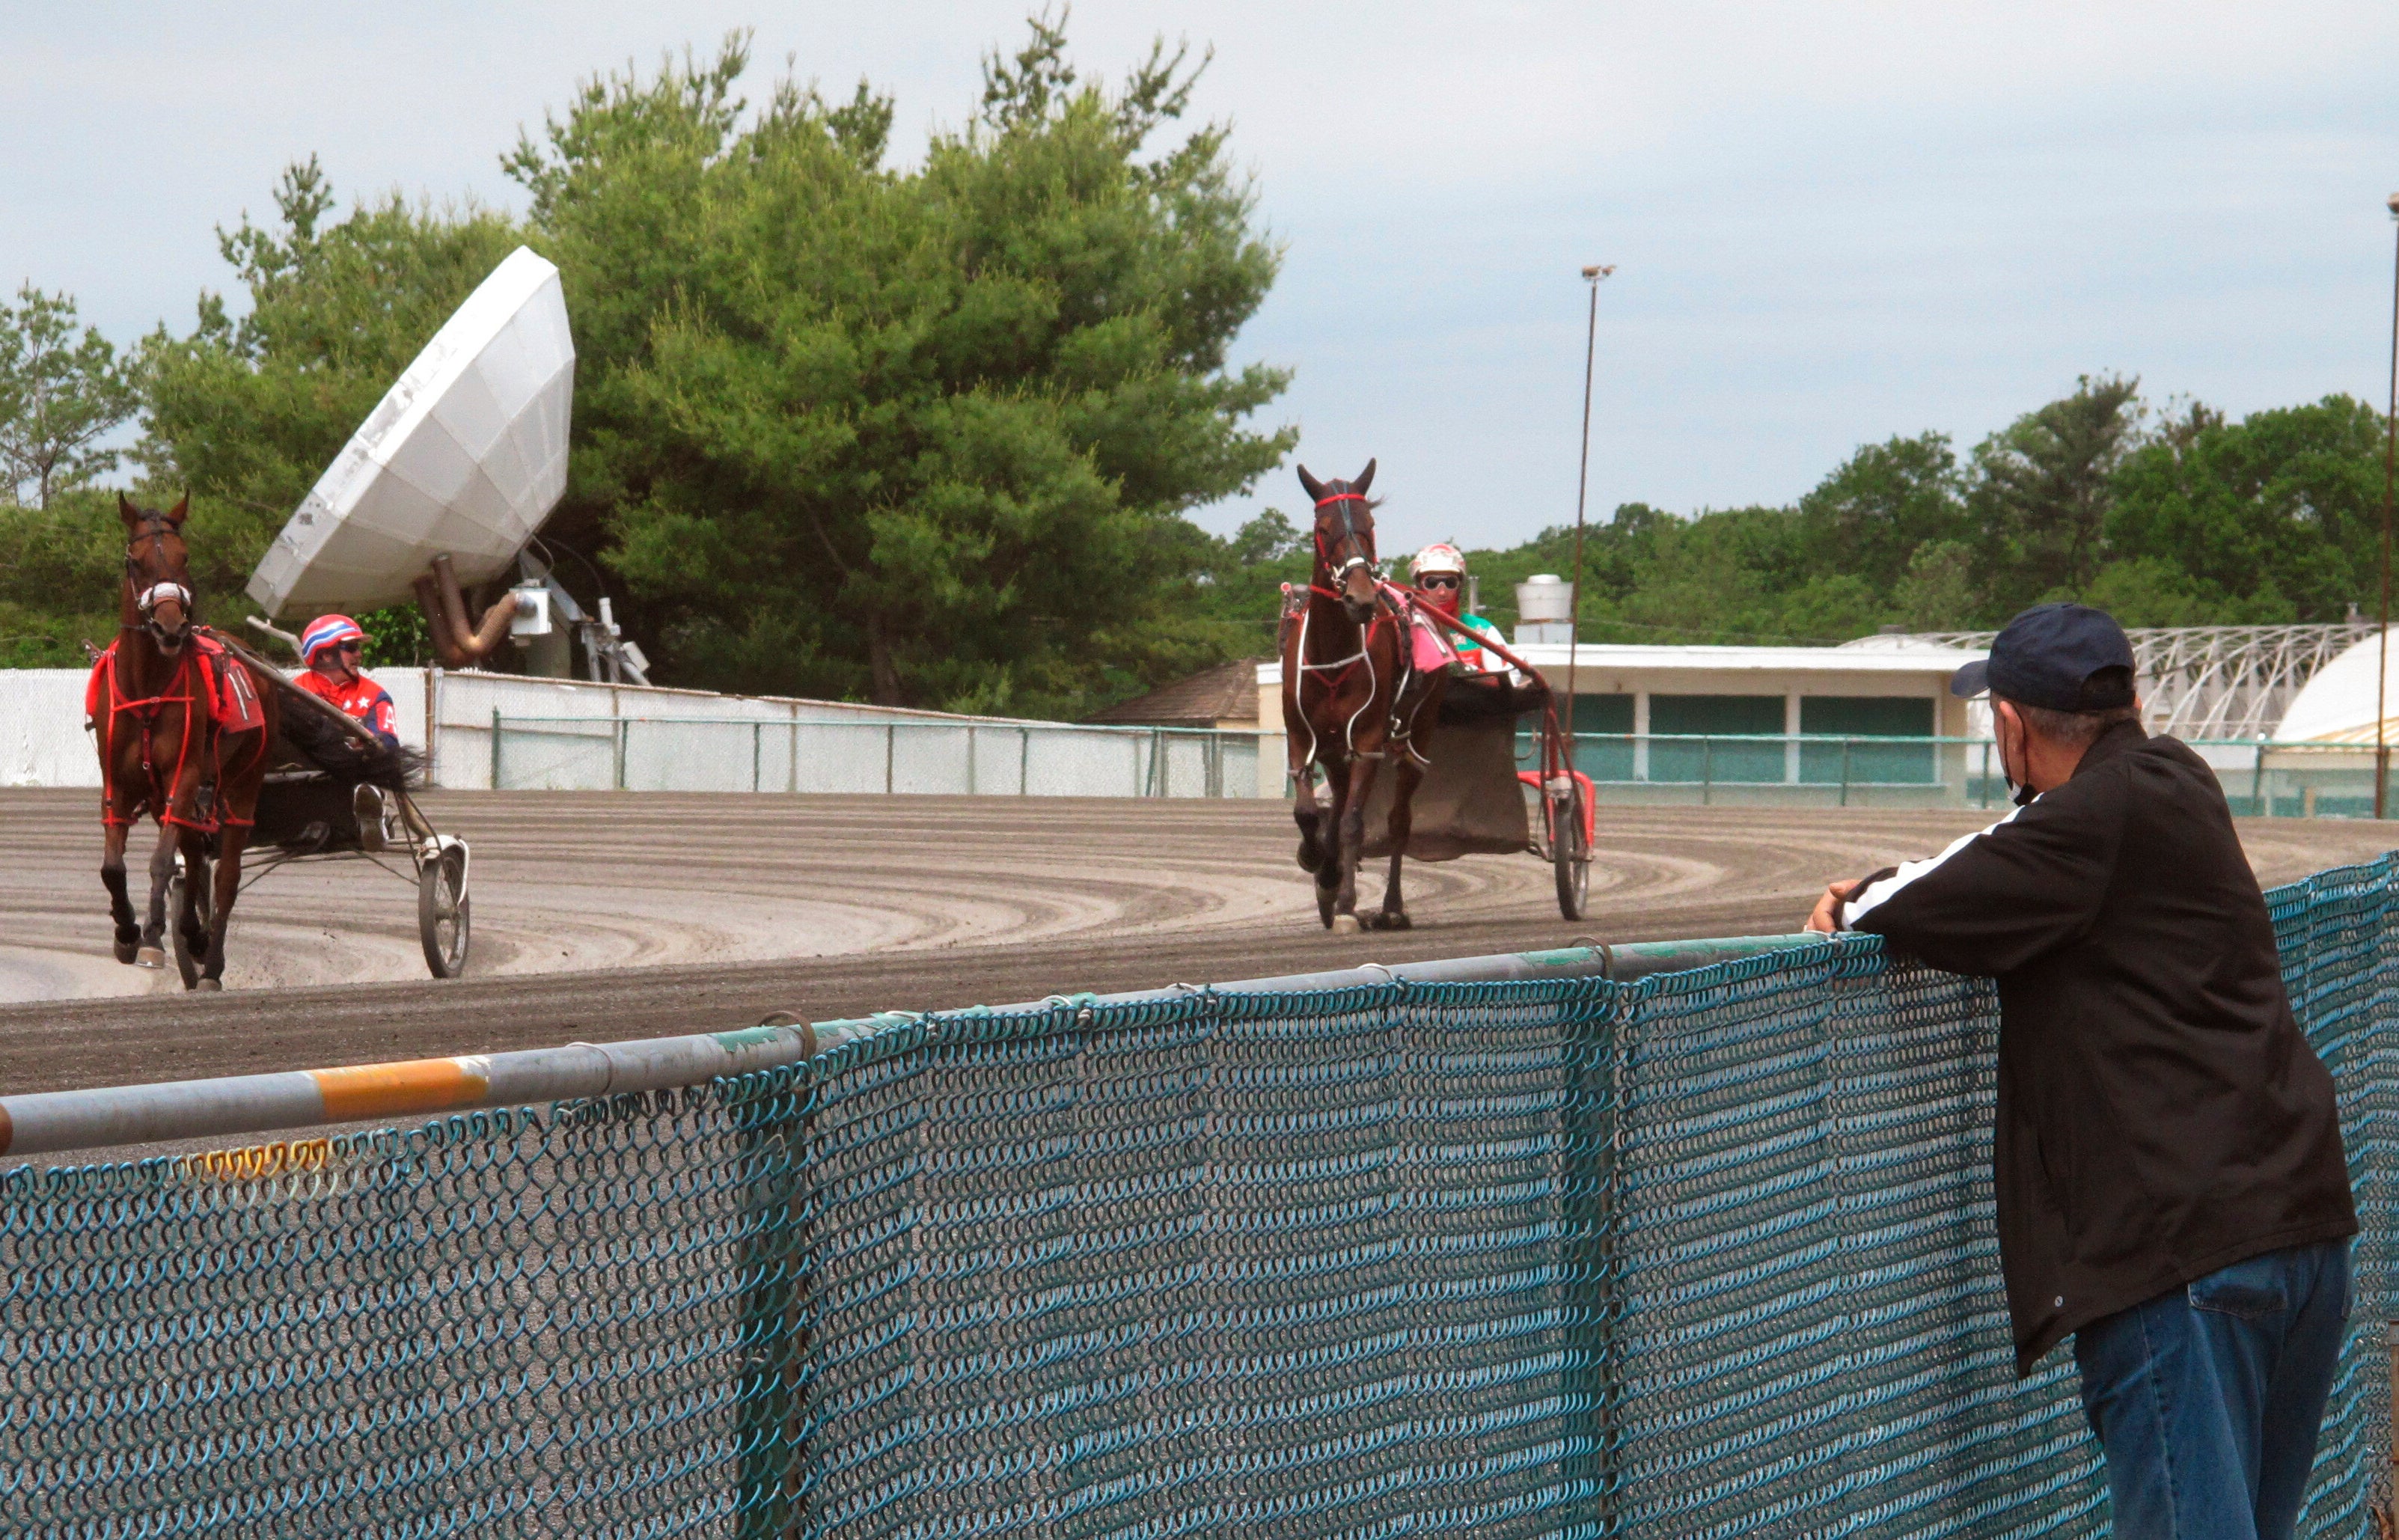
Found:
[1551,783,1591,921]
[418,843,471,978]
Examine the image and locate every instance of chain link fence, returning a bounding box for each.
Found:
[2,858,2393,1534]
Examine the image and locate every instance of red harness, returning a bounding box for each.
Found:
[88,637,261,832]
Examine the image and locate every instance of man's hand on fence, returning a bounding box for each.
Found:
[1806,879,1861,935]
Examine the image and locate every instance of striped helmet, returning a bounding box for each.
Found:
[299,614,367,662]
[1410,543,1467,580]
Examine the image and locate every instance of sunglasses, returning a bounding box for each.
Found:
[1419,575,1461,590]
[336,641,364,655]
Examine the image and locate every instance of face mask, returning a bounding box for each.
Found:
[1998,709,2037,806]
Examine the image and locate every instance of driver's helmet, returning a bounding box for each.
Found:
[1410,543,1467,581]
[300,614,368,664]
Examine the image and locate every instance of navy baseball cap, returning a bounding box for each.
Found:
[1950,602,2136,712]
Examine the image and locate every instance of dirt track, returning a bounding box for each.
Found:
[1,788,2392,1101]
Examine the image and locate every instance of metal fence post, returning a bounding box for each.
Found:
[732,1075,813,1540]
[752,721,763,794]
[2253,742,2267,817]
[1980,742,1993,810]
[788,721,798,795]
[489,709,502,791]
[1838,738,1852,809]
[967,725,977,795]
[1020,727,1031,794]
[885,724,896,794]
[427,666,443,788]
[614,718,629,792]
[1701,736,1713,807]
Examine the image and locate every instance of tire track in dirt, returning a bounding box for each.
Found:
[0,789,2388,1103]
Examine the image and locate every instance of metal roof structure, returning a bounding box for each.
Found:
[1859,623,2374,740]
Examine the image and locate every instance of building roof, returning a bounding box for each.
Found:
[1087,659,1265,727]
[1255,640,1984,691]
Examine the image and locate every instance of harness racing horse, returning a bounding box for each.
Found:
[1280,461,1449,932]
[91,495,278,990]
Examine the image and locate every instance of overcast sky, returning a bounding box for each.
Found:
[6,1,2396,555]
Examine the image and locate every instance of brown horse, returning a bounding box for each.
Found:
[92,495,278,990]
[1281,461,1448,932]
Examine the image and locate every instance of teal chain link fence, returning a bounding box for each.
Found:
[2,857,2393,1536]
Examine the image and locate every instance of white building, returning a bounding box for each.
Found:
[1257,639,1990,804]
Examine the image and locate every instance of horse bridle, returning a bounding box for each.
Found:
[124,518,195,646]
[1314,489,1376,590]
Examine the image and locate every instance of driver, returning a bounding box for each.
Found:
[1409,544,1506,674]
[296,614,400,747]
[1410,544,1547,722]
[296,614,402,851]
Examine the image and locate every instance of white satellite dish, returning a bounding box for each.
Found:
[247,246,575,620]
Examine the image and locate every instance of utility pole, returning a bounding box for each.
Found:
[2379,194,2398,818]
[1568,264,1615,738]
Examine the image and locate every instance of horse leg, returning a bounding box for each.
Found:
[196,825,244,991]
[1331,754,1381,934]
[174,828,212,990]
[1292,756,1326,875]
[1315,753,1348,929]
[137,821,177,970]
[100,822,142,964]
[1370,757,1422,932]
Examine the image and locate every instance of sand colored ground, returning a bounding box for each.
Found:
[0,787,2389,1100]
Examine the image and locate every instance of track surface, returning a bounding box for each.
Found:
[1,788,2392,1102]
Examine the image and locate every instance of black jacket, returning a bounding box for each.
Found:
[1839,720,2355,1374]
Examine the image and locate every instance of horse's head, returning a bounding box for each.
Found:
[120,492,195,655]
[1297,459,1380,623]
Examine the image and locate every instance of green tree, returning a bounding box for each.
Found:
[511,24,1291,709]
[0,285,136,508]
[1968,373,2143,613]
[2106,394,2386,623]
[1794,432,1966,595]
[138,156,523,605]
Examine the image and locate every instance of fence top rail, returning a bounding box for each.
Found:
[0,934,1827,1159]
[490,713,1263,739]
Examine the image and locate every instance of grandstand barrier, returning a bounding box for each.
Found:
[1,867,2392,1536]
[489,712,1270,797]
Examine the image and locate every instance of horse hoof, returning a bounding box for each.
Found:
[1330,914,1362,935]
[135,947,166,970]
[1295,844,1323,874]
[192,978,221,992]
[1372,912,1412,932]
[114,940,140,965]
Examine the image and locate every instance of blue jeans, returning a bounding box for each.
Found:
[2074,1239,2353,1540]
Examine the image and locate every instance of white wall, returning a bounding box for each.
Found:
[0,672,98,788]
[1,665,433,789]
[2,665,1265,798]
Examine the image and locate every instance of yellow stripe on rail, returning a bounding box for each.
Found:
[311,1057,491,1120]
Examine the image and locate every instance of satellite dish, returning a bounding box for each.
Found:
[247,246,575,620]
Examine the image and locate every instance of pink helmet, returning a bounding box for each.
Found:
[299,614,367,662]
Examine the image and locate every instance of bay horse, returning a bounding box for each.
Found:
[92,495,277,990]
[1281,461,1449,932]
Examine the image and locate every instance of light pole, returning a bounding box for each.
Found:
[2379,193,2398,819]
[1568,263,1615,738]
